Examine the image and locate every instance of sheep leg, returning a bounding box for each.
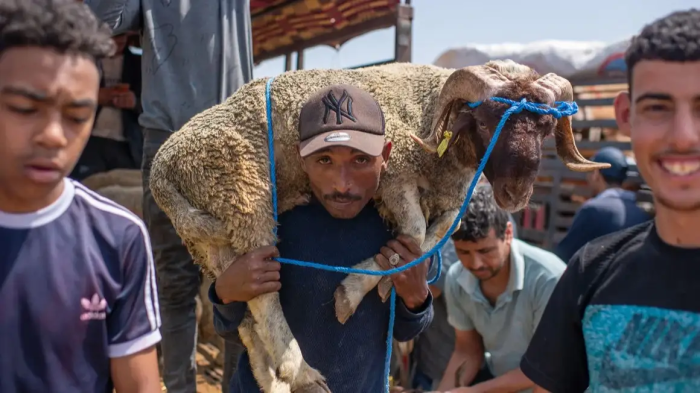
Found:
[239,312,292,393]
[241,313,328,393]
[377,209,461,301]
[334,183,427,324]
[248,292,330,392]
[211,246,328,392]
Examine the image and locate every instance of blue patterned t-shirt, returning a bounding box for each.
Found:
[521,221,700,393]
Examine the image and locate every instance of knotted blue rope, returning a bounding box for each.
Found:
[263,77,577,392]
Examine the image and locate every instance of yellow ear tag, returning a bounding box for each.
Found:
[436,130,453,158]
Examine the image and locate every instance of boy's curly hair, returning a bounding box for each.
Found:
[0,0,115,61]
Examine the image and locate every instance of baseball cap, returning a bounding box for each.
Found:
[298,84,386,157]
[591,147,629,182]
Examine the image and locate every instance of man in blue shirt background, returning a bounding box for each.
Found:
[0,0,161,391]
[555,146,651,262]
[210,84,434,393]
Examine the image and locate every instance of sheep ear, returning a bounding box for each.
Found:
[410,133,438,154]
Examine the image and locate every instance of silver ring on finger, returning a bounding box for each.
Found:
[389,253,401,267]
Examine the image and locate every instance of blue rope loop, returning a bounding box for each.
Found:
[467,97,578,119]
[262,77,577,392]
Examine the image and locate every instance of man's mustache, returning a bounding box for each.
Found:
[324,192,362,202]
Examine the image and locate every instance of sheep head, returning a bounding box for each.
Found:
[413,60,609,212]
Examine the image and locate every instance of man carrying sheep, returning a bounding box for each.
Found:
[210,84,435,393]
[0,0,161,391]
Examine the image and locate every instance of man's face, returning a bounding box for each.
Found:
[0,47,99,211]
[615,60,700,211]
[453,224,513,282]
[300,143,390,219]
[585,170,605,196]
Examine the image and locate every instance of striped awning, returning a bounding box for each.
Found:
[251,0,400,63]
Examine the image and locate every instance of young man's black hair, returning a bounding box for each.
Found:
[625,9,700,91]
[451,185,510,242]
[522,9,700,393]
[0,0,114,60]
[0,0,162,392]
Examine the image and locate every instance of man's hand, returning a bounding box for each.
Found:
[98,86,122,106]
[111,91,137,109]
[98,86,137,109]
[375,234,429,310]
[446,387,479,393]
[214,245,282,304]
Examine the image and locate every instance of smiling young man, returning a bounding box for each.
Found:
[209,84,434,392]
[437,185,565,393]
[520,9,700,393]
[0,0,161,392]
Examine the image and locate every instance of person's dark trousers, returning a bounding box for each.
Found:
[222,340,245,393]
[142,128,200,393]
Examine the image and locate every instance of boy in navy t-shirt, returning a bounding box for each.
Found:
[0,0,162,392]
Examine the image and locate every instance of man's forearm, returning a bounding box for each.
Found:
[437,352,482,390]
[470,367,534,393]
[209,282,248,341]
[392,292,433,341]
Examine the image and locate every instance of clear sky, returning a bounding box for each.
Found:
[253,0,696,78]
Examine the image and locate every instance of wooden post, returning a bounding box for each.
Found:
[284,54,293,71]
[394,2,413,63]
[296,50,305,70]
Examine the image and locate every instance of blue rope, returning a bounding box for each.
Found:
[262,77,577,392]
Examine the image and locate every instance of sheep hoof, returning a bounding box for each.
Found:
[333,285,355,325]
[378,277,394,303]
[292,382,331,393]
[292,364,330,393]
[293,380,331,393]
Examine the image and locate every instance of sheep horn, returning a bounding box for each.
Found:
[414,65,510,153]
[533,73,611,172]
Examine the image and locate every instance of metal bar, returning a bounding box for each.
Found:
[348,59,396,69]
[296,50,304,70]
[284,54,292,71]
[572,77,628,86]
[572,119,619,129]
[394,4,413,63]
[575,97,615,107]
[542,139,631,151]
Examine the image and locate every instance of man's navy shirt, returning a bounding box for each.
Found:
[0,178,162,393]
[211,200,434,393]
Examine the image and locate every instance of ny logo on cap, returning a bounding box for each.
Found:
[322,89,356,125]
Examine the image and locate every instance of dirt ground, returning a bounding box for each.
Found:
[159,340,224,393]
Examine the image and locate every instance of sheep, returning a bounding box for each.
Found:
[80,169,144,219]
[148,60,608,393]
[80,168,143,190]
